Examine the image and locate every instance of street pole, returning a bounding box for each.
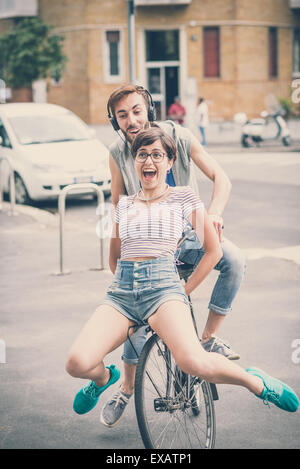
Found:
[0,79,6,103]
[127,0,136,83]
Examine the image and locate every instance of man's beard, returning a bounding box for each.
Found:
[123,121,151,143]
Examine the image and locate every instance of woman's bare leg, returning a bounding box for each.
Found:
[148,300,264,396]
[66,304,136,387]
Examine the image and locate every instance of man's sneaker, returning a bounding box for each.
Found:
[100,387,132,427]
[202,336,240,360]
[73,364,120,415]
[246,367,299,413]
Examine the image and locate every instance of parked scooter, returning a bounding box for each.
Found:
[234,108,292,148]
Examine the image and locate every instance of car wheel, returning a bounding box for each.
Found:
[13,174,31,205]
[282,136,292,146]
[241,135,251,147]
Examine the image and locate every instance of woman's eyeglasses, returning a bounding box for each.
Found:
[135,151,166,163]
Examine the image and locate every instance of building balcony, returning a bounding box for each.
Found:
[290,0,300,8]
[135,0,191,6]
[0,0,38,19]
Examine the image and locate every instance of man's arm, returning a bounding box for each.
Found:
[109,153,126,207]
[189,132,232,241]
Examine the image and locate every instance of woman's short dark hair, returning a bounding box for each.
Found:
[131,125,177,161]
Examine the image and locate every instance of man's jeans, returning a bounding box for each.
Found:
[122,236,246,365]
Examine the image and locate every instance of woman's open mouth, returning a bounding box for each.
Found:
[142,169,157,182]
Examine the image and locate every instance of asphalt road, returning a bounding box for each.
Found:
[0,146,299,450]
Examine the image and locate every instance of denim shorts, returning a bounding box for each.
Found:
[102,257,189,326]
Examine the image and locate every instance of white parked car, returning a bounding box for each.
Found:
[0,103,111,204]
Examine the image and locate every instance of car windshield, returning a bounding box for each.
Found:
[9,113,92,145]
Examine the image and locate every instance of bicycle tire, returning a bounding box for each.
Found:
[135,333,216,449]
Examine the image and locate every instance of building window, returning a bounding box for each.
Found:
[293,29,300,77]
[106,31,120,76]
[146,30,179,61]
[269,27,278,78]
[203,27,220,78]
[104,30,123,83]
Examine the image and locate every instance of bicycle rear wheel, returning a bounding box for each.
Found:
[135,333,216,449]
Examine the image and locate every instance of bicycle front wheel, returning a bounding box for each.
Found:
[135,334,216,449]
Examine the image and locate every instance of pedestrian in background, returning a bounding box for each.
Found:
[196,97,209,146]
[168,96,186,126]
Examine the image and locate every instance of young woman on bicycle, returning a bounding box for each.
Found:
[66,126,298,417]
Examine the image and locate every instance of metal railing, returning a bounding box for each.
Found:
[0,156,16,215]
[56,183,105,275]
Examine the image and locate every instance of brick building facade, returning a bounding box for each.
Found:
[1,0,300,127]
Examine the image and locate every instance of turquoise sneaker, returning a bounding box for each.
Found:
[73,364,120,415]
[246,367,299,413]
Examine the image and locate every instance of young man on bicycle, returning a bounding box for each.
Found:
[101,83,246,427]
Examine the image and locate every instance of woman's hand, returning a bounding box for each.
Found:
[208,213,224,242]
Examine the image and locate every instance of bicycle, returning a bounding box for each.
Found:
[131,231,218,449]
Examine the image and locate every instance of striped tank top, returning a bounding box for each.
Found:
[115,186,203,259]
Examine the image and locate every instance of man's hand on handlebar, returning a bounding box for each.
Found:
[208,214,224,243]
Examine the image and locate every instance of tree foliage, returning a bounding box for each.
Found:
[0,17,67,88]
